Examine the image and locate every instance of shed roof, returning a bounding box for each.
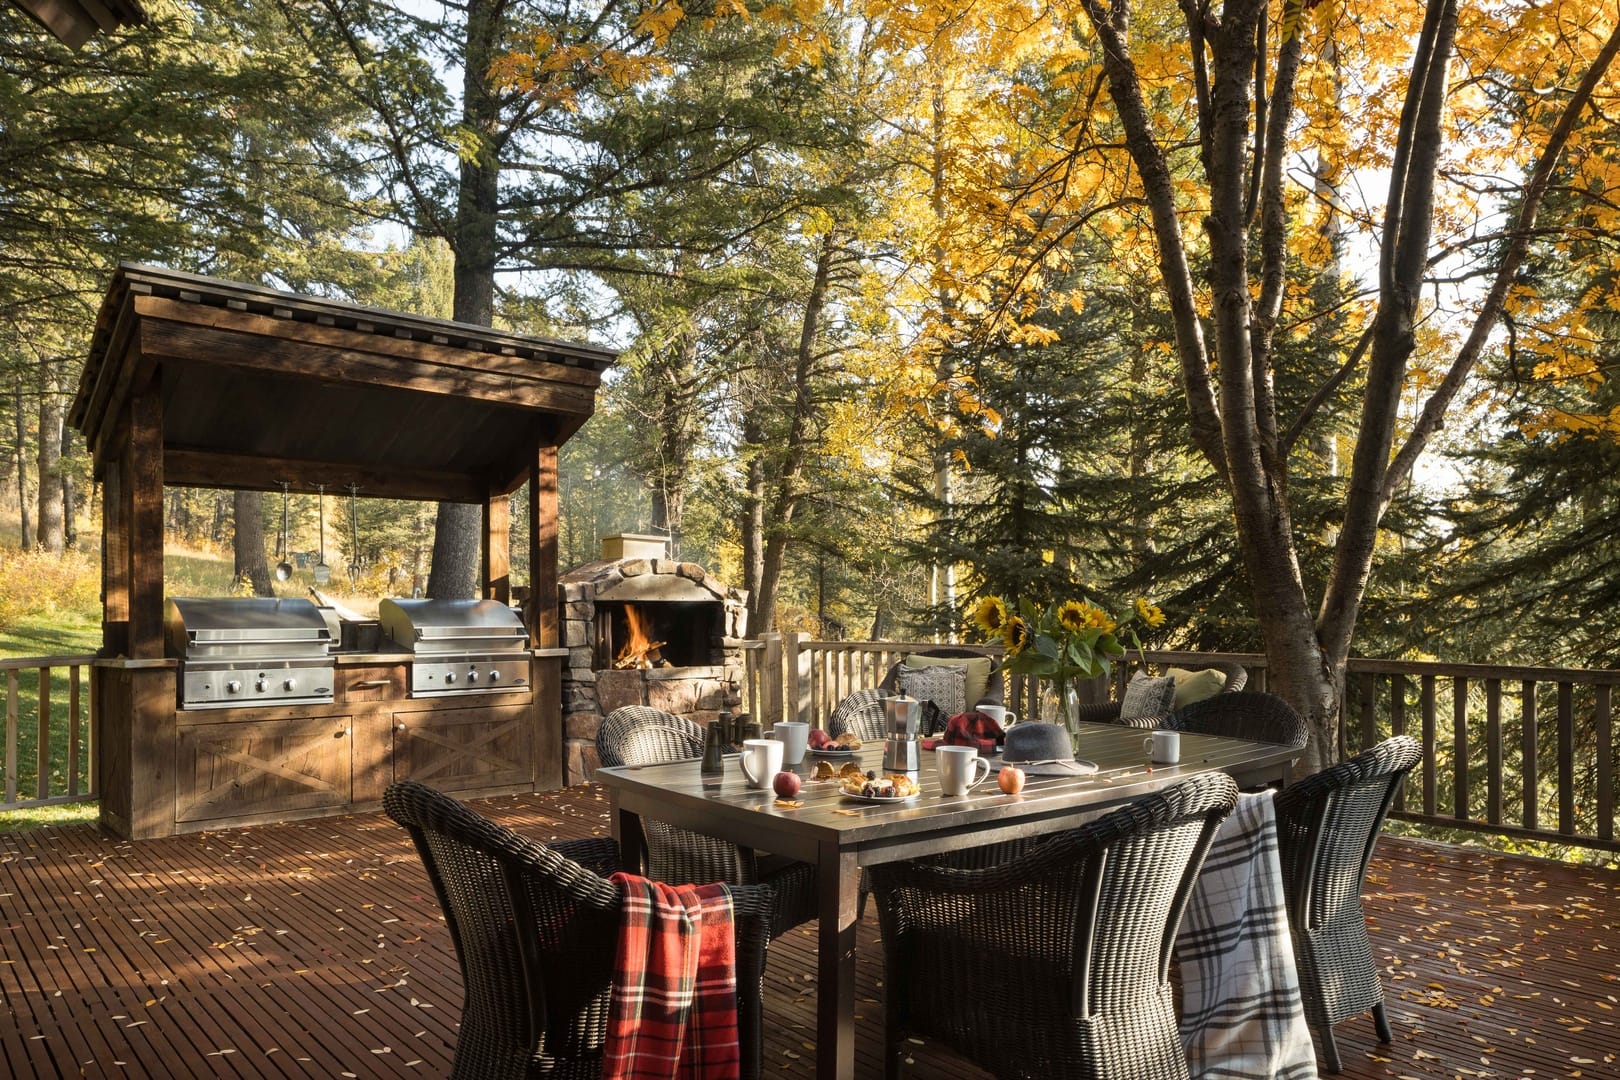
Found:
[70,263,616,502]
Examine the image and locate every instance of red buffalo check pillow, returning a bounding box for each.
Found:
[604,873,740,1080]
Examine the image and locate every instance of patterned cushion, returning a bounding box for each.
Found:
[904,653,994,708]
[1168,666,1228,709]
[1120,672,1177,720]
[897,663,968,719]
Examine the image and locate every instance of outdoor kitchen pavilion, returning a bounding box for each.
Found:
[69,262,615,839]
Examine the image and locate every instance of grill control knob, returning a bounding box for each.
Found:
[444,672,457,685]
[255,678,269,693]
[488,670,501,682]
[283,677,298,692]
[225,680,242,694]
[466,670,479,683]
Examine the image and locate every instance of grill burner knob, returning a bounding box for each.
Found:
[444,672,457,685]
[255,678,269,693]
[467,670,479,683]
[488,670,500,682]
[283,677,298,692]
[225,680,242,694]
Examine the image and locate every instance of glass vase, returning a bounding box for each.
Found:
[1041,678,1082,752]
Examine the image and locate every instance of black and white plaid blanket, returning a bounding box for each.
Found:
[1176,790,1318,1079]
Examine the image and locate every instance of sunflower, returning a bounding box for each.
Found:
[1000,615,1031,657]
[1059,600,1115,634]
[972,595,1008,635]
[1134,596,1166,628]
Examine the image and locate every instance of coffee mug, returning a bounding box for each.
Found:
[739,738,785,788]
[936,745,991,796]
[978,704,1018,728]
[1144,730,1181,764]
[769,721,810,765]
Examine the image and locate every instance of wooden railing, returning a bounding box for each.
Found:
[740,637,1620,854]
[1,655,98,811]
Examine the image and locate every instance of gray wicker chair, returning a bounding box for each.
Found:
[826,688,889,743]
[383,780,774,1080]
[1169,691,1309,788]
[867,772,1240,1080]
[1273,735,1422,1073]
[1078,660,1249,730]
[596,705,818,941]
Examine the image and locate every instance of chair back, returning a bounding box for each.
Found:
[1273,736,1422,930]
[868,772,1238,1078]
[1172,690,1309,749]
[827,688,889,743]
[384,780,773,1080]
[596,705,704,768]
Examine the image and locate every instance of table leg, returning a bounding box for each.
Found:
[612,800,647,876]
[816,843,860,1080]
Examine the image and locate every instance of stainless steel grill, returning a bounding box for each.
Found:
[377,598,530,698]
[165,597,336,709]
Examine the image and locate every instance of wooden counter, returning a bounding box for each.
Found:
[94,652,564,839]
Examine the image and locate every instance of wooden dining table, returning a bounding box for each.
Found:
[593,720,1301,1080]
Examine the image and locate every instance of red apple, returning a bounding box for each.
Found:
[773,771,802,797]
[809,728,834,750]
[998,765,1026,795]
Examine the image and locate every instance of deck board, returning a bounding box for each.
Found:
[2,785,1615,1078]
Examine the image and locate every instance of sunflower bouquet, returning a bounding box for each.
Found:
[971,594,1165,732]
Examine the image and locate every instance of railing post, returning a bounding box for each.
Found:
[1557,682,1574,836]
[1420,674,1436,816]
[1453,676,1469,822]
[1597,685,1613,843]
[762,633,784,728]
[1521,679,1538,832]
[787,632,811,725]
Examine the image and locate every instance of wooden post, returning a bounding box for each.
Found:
[1521,680,1538,832]
[789,632,812,724]
[1453,676,1470,821]
[527,444,558,648]
[127,391,164,659]
[762,633,784,728]
[102,460,129,656]
[483,492,511,604]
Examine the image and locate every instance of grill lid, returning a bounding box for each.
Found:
[378,599,528,654]
[166,597,333,653]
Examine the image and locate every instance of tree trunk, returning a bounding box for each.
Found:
[740,413,766,635]
[60,420,77,549]
[233,490,274,597]
[36,367,65,554]
[429,0,502,600]
[753,234,835,635]
[14,378,32,549]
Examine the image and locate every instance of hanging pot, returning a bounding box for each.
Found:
[275,482,293,581]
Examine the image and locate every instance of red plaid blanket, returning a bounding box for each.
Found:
[603,873,740,1080]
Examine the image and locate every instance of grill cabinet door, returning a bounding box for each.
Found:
[390,702,532,793]
[176,717,352,823]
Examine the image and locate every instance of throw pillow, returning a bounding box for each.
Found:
[897,663,968,720]
[1120,672,1177,720]
[904,652,994,707]
[1168,666,1228,709]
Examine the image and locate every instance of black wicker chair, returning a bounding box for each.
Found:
[1273,735,1422,1073]
[867,772,1241,1080]
[383,780,774,1080]
[596,705,818,941]
[1077,660,1249,730]
[1168,691,1310,788]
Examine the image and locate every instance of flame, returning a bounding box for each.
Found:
[614,604,667,669]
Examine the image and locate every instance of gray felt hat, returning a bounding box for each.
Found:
[1000,722,1099,776]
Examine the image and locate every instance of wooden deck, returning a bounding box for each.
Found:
[2,786,1615,1079]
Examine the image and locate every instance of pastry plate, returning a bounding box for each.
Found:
[840,789,919,804]
[809,747,861,757]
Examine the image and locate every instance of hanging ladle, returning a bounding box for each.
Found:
[346,484,364,584]
[313,484,332,585]
[275,482,294,581]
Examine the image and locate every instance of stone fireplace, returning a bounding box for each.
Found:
[559,534,748,783]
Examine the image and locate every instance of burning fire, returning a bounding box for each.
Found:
[614,604,668,669]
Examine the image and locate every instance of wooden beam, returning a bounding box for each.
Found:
[484,492,511,605]
[163,448,486,503]
[127,391,165,659]
[528,444,559,648]
[101,458,129,656]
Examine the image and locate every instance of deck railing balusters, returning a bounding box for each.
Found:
[1557,682,1575,836]
[1421,674,1437,816]
[0,655,99,811]
[1453,676,1470,821]
[1522,680,1538,832]
[1487,679,1503,825]
[1597,685,1613,843]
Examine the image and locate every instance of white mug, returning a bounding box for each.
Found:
[936,745,991,796]
[978,704,1018,728]
[769,721,810,765]
[739,738,785,789]
[1145,730,1181,764]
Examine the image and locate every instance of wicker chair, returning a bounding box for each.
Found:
[1077,660,1249,730]
[596,705,818,941]
[1273,735,1422,1073]
[877,647,1006,709]
[867,772,1240,1080]
[826,688,890,743]
[383,780,774,1080]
